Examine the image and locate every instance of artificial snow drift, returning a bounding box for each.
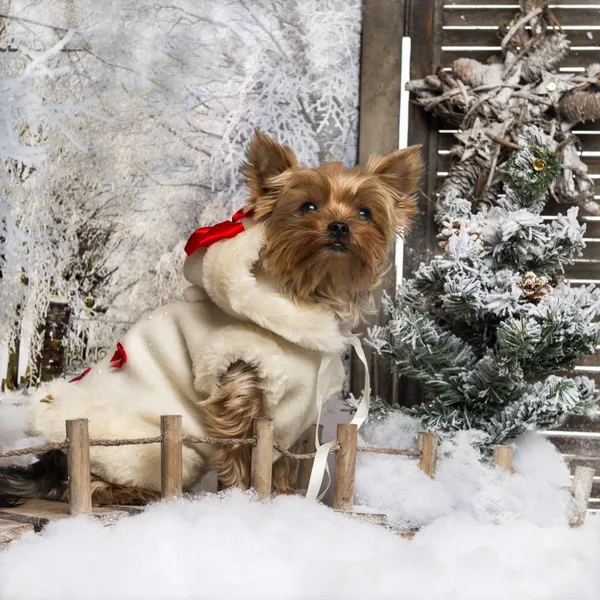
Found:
[0,491,597,600]
[355,412,577,529]
[0,409,598,600]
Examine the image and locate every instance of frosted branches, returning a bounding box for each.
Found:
[371,137,600,447]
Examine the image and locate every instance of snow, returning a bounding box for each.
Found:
[0,408,597,600]
[0,390,44,468]
[355,412,574,529]
[0,490,597,600]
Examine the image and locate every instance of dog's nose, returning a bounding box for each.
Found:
[328,222,350,240]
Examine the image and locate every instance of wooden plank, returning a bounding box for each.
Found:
[565,456,600,473]
[440,48,600,68]
[397,0,443,408]
[0,499,126,531]
[493,446,513,472]
[418,431,438,477]
[161,415,183,499]
[560,413,600,432]
[443,8,600,28]
[0,519,33,546]
[443,27,600,47]
[333,423,358,511]
[444,0,600,4]
[588,478,600,499]
[547,434,600,456]
[66,419,92,516]
[250,417,274,500]
[435,174,600,201]
[438,153,600,175]
[563,259,600,280]
[575,351,600,368]
[336,510,389,525]
[544,202,600,216]
[351,0,408,401]
[570,467,597,522]
[439,131,600,153]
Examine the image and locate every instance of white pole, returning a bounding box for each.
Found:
[395,35,412,294]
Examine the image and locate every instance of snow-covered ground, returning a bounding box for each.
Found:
[0,400,598,600]
[0,491,597,600]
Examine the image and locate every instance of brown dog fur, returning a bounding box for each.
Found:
[198,130,423,495]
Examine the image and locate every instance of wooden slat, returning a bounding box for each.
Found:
[570,370,600,386]
[435,175,600,198]
[0,519,33,548]
[444,0,600,5]
[0,499,126,530]
[443,27,600,47]
[543,203,600,217]
[397,0,443,408]
[563,259,600,280]
[585,478,600,498]
[547,434,600,455]
[351,0,409,402]
[441,48,600,68]
[438,132,600,154]
[437,153,600,175]
[560,414,600,432]
[443,8,600,28]
[575,351,600,368]
[566,456,600,473]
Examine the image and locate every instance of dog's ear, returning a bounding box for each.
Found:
[367,145,423,231]
[243,130,297,215]
[367,145,423,197]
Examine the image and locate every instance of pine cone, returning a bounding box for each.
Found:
[438,159,482,208]
[560,92,600,123]
[587,63,600,80]
[438,220,482,248]
[452,58,503,88]
[522,34,570,82]
[518,272,552,303]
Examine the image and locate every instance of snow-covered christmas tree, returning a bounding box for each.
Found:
[369,129,600,446]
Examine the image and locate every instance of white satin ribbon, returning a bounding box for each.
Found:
[305,336,370,502]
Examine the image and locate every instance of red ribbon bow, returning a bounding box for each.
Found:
[69,367,91,383]
[184,208,251,257]
[110,342,127,369]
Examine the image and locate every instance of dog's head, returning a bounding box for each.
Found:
[242,130,423,322]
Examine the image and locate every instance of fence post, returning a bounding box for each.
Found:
[161,415,183,499]
[570,465,595,527]
[296,424,323,495]
[251,417,274,500]
[66,419,92,516]
[418,431,438,478]
[493,446,513,472]
[333,423,358,511]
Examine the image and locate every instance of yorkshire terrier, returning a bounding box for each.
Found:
[0,130,422,506]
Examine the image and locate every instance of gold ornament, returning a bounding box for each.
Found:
[39,394,54,404]
[532,158,547,171]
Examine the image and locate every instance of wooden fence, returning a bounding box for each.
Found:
[0,416,593,547]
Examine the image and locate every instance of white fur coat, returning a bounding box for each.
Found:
[28,220,347,491]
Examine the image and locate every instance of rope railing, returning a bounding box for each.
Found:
[0,437,424,460]
[1,415,587,528]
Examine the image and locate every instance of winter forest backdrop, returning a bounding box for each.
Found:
[0,0,361,385]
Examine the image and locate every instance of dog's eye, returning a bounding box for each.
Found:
[300,202,317,215]
[358,207,372,221]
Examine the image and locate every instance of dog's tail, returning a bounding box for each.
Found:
[0,450,68,507]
